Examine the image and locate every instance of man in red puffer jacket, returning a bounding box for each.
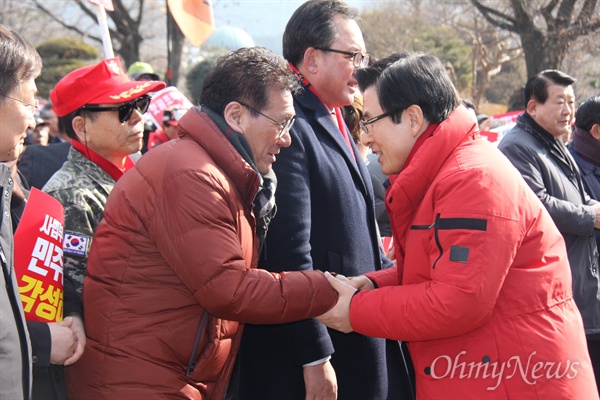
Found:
[318,52,599,399]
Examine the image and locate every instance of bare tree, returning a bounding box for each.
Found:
[31,0,143,66]
[450,11,523,108]
[27,0,185,85]
[470,0,600,77]
[360,3,474,93]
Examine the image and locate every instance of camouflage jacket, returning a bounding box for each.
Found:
[42,148,116,294]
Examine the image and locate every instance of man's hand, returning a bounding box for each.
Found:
[317,272,356,333]
[64,314,86,366]
[331,274,374,291]
[303,360,337,400]
[48,317,78,365]
[386,245,395,261]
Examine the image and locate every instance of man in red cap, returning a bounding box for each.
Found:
[42,57,165,295]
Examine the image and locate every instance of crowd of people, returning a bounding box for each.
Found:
[1,1,599,399]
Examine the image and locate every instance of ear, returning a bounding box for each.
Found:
[302,47,319,75]
[590,123,600,141]
[526,99,538,117]
[224,102,245,134]
[405,105,425,138]
[71,115,88,143]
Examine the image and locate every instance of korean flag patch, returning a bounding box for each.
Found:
[63,232,91,257]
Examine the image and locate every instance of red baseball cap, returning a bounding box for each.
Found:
[50,58,166,117]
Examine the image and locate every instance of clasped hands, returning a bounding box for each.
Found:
[48,313,86,366]
[316,272,374,333]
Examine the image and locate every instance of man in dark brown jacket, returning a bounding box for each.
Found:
[67,47,338,399]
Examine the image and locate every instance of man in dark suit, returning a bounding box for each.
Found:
[235,1,410,399]
[18,141,70,189]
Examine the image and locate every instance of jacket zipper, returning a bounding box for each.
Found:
[432,214,443,269]
[409,213,442,269]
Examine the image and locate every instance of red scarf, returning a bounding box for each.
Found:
[289,63,354,156]
[70,139,135,182]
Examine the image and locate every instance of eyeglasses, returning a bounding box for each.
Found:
[81,95,151,123]
[359,111,395,134]
[314,47,370,68]
[1,94,39,112]
[238,101,295,140]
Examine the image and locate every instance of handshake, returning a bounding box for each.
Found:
[316,272,374,333]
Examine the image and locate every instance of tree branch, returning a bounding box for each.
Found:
[556,0,577,30]
[541,0,560,22]
[73,0,98,21]
[470,0,517,31]
[577,0,598,25]
[565,17,600,40]
[32,0,102,43]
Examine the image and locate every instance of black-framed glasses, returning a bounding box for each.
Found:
[81,95,151,123]
[1,93,39,112]
[314,47,370,68]
[359,111,395,134]
[238,101,295,140]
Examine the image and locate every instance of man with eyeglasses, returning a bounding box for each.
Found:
[42,57,165,295]
[66,47,339,399]
[236,2,410,400]
[317,52,599,399]
[1,23,42,400]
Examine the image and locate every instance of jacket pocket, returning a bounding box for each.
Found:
[410,332,508,398]
[410,214,487,269]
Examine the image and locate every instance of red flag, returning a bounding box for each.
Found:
[168,0,215,47]
[88,0,114,12]
[14,188,65,323]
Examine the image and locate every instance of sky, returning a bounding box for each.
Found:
[211,0,367,53]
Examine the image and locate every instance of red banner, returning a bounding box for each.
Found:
[146,86,193,149]
[14,188,65,322]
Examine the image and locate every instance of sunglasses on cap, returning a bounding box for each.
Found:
[80,95,151,123]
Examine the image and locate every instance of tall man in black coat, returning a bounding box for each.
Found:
[235,1,410,399]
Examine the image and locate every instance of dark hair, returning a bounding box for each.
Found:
[59,109,98,141]
[523,69,576,107]
[575,95,600,132]
[356,51,410,93]
[0,24,42,102]
[283,0,358,66]
[461,98,476,113]
[378,52,459,124]
[342,94,363,143]
[200,47,300,117]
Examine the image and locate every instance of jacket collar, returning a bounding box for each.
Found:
[293,84,368,189]
[70,139,135,182]
[387,106,478,252]
[517,113,576,172]
[177,106,259,204]
[516,113,586,201]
